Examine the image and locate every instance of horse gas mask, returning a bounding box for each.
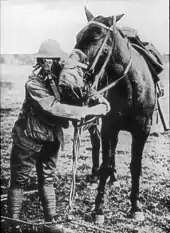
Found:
[58,49,89,104]
[58,13,124,106]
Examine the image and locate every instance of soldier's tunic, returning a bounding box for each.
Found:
[10,71,66,188]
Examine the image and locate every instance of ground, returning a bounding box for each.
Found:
[0,63,169,233]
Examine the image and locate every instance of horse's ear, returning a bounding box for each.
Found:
[116,14,124,22]
[84,6,94,22]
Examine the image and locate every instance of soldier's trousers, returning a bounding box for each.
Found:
[10,140,60,189]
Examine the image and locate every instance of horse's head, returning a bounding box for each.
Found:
[58,8,124,105]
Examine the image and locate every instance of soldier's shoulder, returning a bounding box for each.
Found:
[25,72,38,89]
[28,72,38,82]
[26,70,42,84]
[25,72,45,91]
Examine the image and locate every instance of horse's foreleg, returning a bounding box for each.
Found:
[88,125,100,182]
[130,131,149,221]
[108,133,119,184]
[94,129,113,222]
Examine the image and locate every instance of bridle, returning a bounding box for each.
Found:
[78,16,132,100]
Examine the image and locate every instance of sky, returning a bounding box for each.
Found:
[0,0,169,54]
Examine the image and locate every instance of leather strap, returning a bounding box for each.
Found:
[48,73,61,101]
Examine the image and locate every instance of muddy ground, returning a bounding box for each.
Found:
[0,64,169,232]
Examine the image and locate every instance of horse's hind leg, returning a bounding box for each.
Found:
[88,125,100,183]
[130,127,150,221]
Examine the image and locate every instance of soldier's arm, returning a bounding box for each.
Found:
[26,75,109,121]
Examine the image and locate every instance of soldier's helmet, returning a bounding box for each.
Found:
[35,39,64,59]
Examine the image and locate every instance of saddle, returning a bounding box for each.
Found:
[120,27,164,82]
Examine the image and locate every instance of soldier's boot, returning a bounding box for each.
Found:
[7,188,24,232]
[39,185,74,233]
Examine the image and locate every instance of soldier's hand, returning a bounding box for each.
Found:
[80,103,110,119]
[97,96,111,113]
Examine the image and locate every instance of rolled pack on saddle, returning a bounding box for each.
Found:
[120,27,164,81]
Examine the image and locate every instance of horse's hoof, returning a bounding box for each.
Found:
[87,182,98,190]
[130,211,145,221]
[92,209,104,224]
[113,180,120,188]
[90,175,98,183]
[108,178,120,188]
[95,214,105,224]
[87,175,99,189]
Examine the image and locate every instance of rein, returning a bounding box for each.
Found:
[91,43,132,97]
[91,34,114,90]
[87,29,111,75]
[85,20,114,88]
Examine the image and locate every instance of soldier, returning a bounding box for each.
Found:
[7,39,110,233]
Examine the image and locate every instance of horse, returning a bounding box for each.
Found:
[58,8,156,222]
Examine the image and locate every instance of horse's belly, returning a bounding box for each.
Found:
[103,111,132,131]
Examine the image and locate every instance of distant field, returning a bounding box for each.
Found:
[0,63,169,233]
[0,63,169,131]
[0,64,32,109]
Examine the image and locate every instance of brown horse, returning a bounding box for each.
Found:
[58,8,156,222]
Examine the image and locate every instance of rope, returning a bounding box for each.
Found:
[69,220,114,233]
[68,116,99,211]
[1,216,115,232]
[68,122,82,211]
[1,216,51,228]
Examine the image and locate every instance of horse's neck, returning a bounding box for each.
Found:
[111,31,130,74]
